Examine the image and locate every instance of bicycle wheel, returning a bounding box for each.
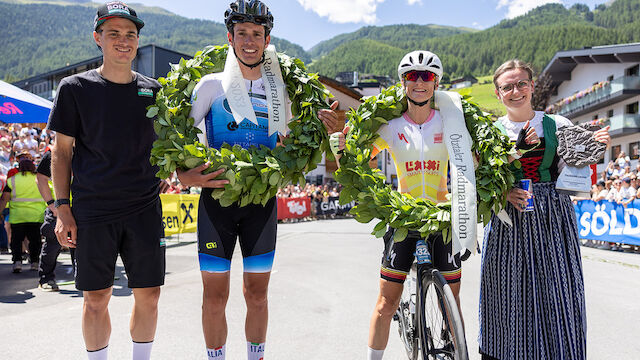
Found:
[416,268,468,360]
[396,265,419,359]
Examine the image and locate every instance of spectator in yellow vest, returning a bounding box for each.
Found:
[0,158,46,273]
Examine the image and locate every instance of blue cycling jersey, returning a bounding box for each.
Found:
[190,73,279,150]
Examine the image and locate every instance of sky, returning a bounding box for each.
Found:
[134,0,605,50]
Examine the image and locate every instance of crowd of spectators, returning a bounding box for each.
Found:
[592,151,640,206]
[276,183,339,200]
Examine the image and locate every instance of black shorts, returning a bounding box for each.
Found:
[74,201,165,291]
[197,189,277,273]
[380,229,461,284]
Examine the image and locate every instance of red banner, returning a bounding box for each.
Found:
[277,197,311,220]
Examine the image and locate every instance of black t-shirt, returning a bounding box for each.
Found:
[37,150,51,178]
[47,70,161,225]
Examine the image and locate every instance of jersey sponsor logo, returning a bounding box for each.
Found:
[225,120,267,132]
[405,160,441,173]
[227,121,239,131]
[206,242,218,249]
[0,102,23,115]
[434,132,443,143]
[398,133,409,144]
[137,88,153,97]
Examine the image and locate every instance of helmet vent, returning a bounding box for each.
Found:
[418,53,424,63]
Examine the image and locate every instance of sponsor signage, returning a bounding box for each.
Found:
[277,197,311,220]
[574,199,640,246]
[315,196,355,217]
[160,194,199,236]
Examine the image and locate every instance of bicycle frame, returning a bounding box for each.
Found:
[397,238,468,360]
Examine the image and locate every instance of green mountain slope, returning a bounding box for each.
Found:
[0,1,310,81]
[310,39,406,80]
[308,24,475,59]
[3,0,640,82]
[310,0,640,79]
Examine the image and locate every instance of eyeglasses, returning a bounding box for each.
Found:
[403,71,437,83]
[498,79,531,94]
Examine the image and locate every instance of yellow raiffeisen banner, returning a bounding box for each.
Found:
[160,194,199,236]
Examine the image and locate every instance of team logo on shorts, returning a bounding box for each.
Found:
[206,242,217,249]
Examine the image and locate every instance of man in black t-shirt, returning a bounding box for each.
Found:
[48,3,166,360]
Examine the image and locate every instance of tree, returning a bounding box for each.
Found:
[532,73,553,111]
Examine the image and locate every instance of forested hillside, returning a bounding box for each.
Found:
[0,1,309,81]
[2,0,640,82]
[307,24,475,59]
[309,0,640,78]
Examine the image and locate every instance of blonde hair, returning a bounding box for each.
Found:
[493,59,534,88]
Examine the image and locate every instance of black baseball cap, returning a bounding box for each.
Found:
[94,1,144,32]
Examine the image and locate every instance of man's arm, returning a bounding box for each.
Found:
[51,133,76,248]
[35,173,56,216]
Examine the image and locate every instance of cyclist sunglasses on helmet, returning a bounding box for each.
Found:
[229,14,270,26]
[403,71,437,82]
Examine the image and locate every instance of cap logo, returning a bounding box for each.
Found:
[107,3,131,16]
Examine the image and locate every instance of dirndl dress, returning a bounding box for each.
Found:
[479,181,587,360]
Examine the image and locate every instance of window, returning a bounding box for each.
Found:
[626,64,639,77]
[608,109,614,118]
[630,142,640,160]
[626,102,639,114]
[607,75,614,81]
[612,144,621,161]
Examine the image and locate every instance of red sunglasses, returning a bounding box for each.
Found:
[403,70,437,82]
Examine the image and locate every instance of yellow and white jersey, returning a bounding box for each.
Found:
[373,111,449,203]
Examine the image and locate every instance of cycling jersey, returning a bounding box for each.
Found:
[190,73,278,149]
[189,73,288,274]
[373,110,449,203]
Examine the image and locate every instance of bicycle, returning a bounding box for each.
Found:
[394,238,468,360]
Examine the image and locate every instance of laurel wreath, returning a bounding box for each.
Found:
[148,45,331,207]
[334,85,517,242]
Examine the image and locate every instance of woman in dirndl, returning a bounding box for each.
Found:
[478,59,611,360]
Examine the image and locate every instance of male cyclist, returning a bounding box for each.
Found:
[331,51,472,360]
[177,1,339,359]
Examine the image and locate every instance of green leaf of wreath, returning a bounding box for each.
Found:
[334,84,516,243]
[148,45,332,206]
